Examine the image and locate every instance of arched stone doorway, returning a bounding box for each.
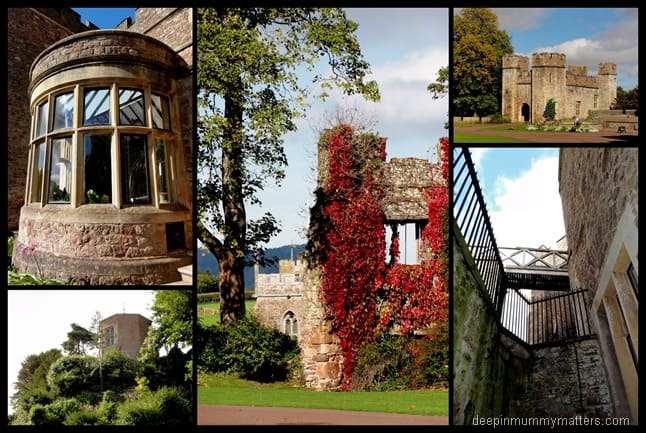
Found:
[521,103,530,122]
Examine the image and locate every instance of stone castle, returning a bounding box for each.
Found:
[502,52,617,123]
[254,142,447,389]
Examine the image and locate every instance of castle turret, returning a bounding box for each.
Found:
[502,55,531,122]
[531,53,566,122]
[597,62,617,109]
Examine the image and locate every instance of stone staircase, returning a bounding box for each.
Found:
[164,264,193,286]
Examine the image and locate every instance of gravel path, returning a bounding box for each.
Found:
[198,405,449,425]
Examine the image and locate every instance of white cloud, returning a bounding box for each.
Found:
[489,156,565,249]
[469,148,489,171]
[492,8,549,31]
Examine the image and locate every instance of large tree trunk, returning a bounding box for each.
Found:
[218,86,247,326]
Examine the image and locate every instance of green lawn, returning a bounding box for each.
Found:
[198,300,256,326]
[198,373,448,416]
[453,133,527,143]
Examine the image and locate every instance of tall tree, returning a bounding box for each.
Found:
[428,66,448,99]
[61,323,95,355]
[11,349,61,413]
[453,8,512,118]
[197,8,379,325]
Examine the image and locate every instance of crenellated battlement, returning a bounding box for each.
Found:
[531,52,566,68]
[503,54,529,71]
[568,65,588,76]
[566,72,599,89]
[598,63,617,75]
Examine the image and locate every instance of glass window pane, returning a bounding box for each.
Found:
[152,94,171,129]
[53,92,74,130]
[48,137,73,203]
[155,139,172,203]
[119,88,145,126]
[84,135,112,204]
[84,88,111,125]
[121,134,150,204]
[30,142,46,203]
[36,101,48,136]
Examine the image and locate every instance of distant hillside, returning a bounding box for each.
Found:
[197,244,306,290]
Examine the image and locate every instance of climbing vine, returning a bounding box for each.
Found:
[380,136,449,334]
[319,125,386,385]
[318,127,449,386]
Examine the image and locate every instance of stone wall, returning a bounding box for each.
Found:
[558,147,638,301]
[523,339,613,418]
[7,8,88,231]
[126,8,193,201]
[382,157,443,221]
[453,227,531,425]
[100,314,151,359]
[502,53,617,123]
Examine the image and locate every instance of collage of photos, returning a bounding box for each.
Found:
[4,7,637,429]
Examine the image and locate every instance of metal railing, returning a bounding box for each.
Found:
[453,147,506,316]
[454,147,595,347]
[501,288,593,346]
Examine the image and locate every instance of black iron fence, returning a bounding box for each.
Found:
[453,147,506,317]
[501,288,593,346]
[453,147,595,347]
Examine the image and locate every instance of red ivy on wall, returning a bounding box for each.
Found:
[320,128,448,385]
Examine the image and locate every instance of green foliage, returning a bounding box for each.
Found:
[197,272,219,293]
[12,348,61,412]
[115,387,192,426]
[46,398,81,424]
[29,404,59,426]
[101,349,138,392]
[8,269,75,285]
[197,316,301,382]
[61,323,95,355]
[453,8,513,117]
[351,322,448,391]
[543,98,556,121]
[196,323,229,373]
[47,355,99,397]
[197,292,220,304]
[65,408,100,425]
[615,85,639,111]
[197,8,379,325]
[86,189,110,203]
[428,66,448,99]
[150,290,193,351]
[489,112,511,124]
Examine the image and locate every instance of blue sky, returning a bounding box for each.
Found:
[68,8,449,255]
[72,8,135,29]
[465,147,565,249]
[491,8,638,90]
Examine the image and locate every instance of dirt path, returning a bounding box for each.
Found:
[456,125,638,143]
[198,405,449,425]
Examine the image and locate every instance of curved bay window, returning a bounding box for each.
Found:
[27,84,179,209]
[14,30,192,285]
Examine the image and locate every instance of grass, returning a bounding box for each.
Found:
[198,300,256,326]
[198,373,448,416]
[453,133,527,143]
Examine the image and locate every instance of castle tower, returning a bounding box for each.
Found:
[502,55,532,122]
[597,63,617,110]
[531,53,567,122]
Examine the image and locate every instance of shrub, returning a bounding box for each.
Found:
[543,98,556,121]
[101,349,138,392]
[489,112,510,124]
[29,404,59,426]
[199,315,301,382]
[47,355,99,397]
[65,408,100,425]
[197,272,219,293]
[197,292,219,304]
[196,323,228,373]
[115,387,191,426]
[45,398,80,423]
[351,321,449,391]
